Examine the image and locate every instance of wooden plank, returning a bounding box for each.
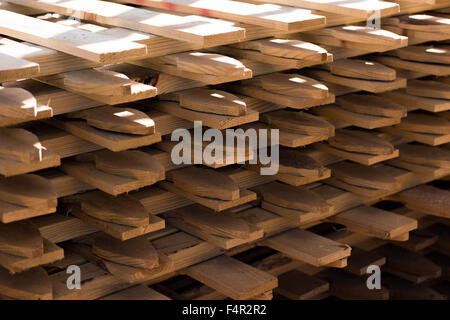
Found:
[0,221,43,258]
[153,101,259,130]
[93,235,159,269]
[329,59,397,81]
[336,93,406,118]
[115,0,325,31]
[329,206,418,240]
[261,110,334,136]
[0,267,52,300]
[314,104,402,129]
[262,229,351,267]
[306,70,407,93]
[249,0,399,18]
[49,118,162,152]
[0,53,39,82]
[161,88,247,116]
[184,255,277,300]
[167,206,263,249]
[37,69,157,105]
[331,161,401,191]
[167,167,240,201]
[8,0,245,45]
[0,239,63,274]
[393,45,450,64]
[0,9,147,63]
[159,181,256,212]
[61,157,165,196]
[69,206,165,241]
[393,185,450,219]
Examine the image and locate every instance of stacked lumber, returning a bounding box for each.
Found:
[0,0,449,301]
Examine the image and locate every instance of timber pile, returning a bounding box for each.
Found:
[0,0,449,301]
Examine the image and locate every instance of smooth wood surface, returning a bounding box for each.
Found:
[0,9,147,63]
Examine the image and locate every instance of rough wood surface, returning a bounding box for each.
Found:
[0,221,43,258]
[167,167,240,201]
[328,129,395,155]
[93,235,159,269]
[81,191,150,227]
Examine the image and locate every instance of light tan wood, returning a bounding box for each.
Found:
[249,0,399,19]
[336,93,406,118]
[115,0,325,31]
[49,118,162,152]
[0,53,39,83]
[9,0,245,46]
[69,106,155,135]
[307,69,406,93]
[94,150,165,180]
[0,221,43,258]
[0,9,147,63]
[261,110,334,136]
[246,73,329,99]
[0,174,57,208]
[153,101,258,130]
[0,87,37,119]
[81,191,150,227]
[38,69,158,106]
[137,52,251,84]
[170,88,247,116]
[167,167,240,201]
[328,129,395,155]
[184,255,277,300]
[331,162,401,190]
[330,59,396,81]
[0,267,52,300]
[233,39,328,61]
[93,235,159,269]
[223,82,335,110]
[314,104,402,129]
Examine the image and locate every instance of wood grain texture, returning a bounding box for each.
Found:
[167,167,240,201]
[0,221,43,258]
[81,191,150,227]
[93,235,159,269]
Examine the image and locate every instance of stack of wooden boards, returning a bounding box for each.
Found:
[0,0,449,300]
